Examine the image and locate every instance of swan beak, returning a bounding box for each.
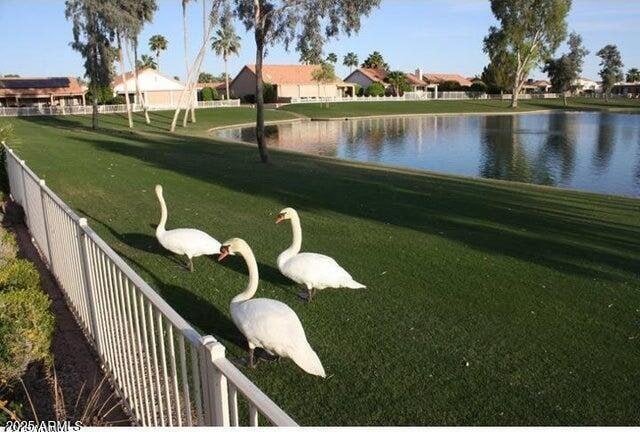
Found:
[275,213,285,224]
[218,246,230,262]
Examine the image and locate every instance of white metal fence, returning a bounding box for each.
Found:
[288,92,563,104]
[0,99,240,117]
[3,145,296,426]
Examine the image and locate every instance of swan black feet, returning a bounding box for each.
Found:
[297,288,316,303]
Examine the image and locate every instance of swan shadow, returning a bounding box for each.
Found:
[81,212,246,348]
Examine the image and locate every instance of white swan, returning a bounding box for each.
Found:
[218,238,326,377]
[154,185,221,271]
[276,207,365,302]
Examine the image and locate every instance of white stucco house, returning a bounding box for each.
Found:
[572,77,601,94]
[229,64,355,101]
[112,68,196,108]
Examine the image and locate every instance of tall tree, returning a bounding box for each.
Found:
[169,0,225,132]
[148,34,168,69]
[343,52,358,72]
[596,44,624,102]
[626,68,640,83]
[235,0,381,163]
[65,0,116,129]
[210,23,241,100]
[297,14,324,64]
[543,32,588,105]
[483,0,572,108]
[198,71,216,82]
[311,62,337,107]
[481,60,513,94]
[129,0,157,124]
[361,51,389,70]
[326,52,337,64]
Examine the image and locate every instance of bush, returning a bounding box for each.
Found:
[470,82,488,93]
[0,259,40,292]
[201,86,219,101]
[439,80,464,91]
[242,94,256,104]
[263,83,277,103]
[366,83,385,96]
[0,285,54,384]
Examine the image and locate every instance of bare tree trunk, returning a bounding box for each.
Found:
[511,81,519,108]
[117,35,133,128]
[170,15,214,132]
[225,55,230,100]
[92,91,98,129]
[131,40,150,124]
[254,15,269,163]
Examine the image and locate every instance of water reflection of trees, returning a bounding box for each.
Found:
[532,113,577,185]
[592,113,616,175]
[479,115,532,182]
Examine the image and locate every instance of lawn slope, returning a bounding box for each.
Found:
[6,107,640,425]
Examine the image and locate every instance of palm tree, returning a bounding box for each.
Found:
[210,26,241,100]
[343,52,358,72]
[137,54,157,69]
[326,52,338,64]
[385,71,408,96]
[626,68,640,83]
[148,34,167,70]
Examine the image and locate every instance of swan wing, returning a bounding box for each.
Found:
[232,298,325,377]
[160,228,221,256]
[281,253,363,289]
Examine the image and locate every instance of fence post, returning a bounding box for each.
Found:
[77,218,101,347]
[199,336,229,426]
[38,180,53,266]
[19,159,30,226]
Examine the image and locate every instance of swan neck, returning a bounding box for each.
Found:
[232,243,259,303]
[156,189,167,235]
[288,214,302,255]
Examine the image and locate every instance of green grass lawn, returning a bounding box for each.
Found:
[5,107,640,425]
[280,97,640,119]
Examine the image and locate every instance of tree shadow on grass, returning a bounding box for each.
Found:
[19,114,640,285]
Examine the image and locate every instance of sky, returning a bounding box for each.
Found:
[1,0,639,82]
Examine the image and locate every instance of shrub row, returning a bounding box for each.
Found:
[0,225,54,385]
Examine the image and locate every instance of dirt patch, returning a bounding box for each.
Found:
[2,201,131,425]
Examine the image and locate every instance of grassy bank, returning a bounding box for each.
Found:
[5,107,640,425]
[280,97,640,119]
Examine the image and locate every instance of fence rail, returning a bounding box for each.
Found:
[288,92,564,104]
[3,145,296,426]
[0,99,240,117]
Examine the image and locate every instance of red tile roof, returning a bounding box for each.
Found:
[244,64,344,85]
[196,81,225,90]
[347,68,427,87]
[423,73,473,87]
[0,77,85,97]
[355,68,389,83]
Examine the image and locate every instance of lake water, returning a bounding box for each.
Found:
[214,112,640,197]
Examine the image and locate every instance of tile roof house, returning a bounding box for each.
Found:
[422,73,474,88]
[344,68,437,93]
[522,79,552,94]
[112,68,195,107]
[0,76,86,107]
[229,64,355,101]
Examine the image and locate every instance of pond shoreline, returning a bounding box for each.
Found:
[211,110,640,199]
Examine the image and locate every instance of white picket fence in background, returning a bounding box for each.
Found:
[3,146,296,427]
[289,92,561,104]
[0,99,240,117]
